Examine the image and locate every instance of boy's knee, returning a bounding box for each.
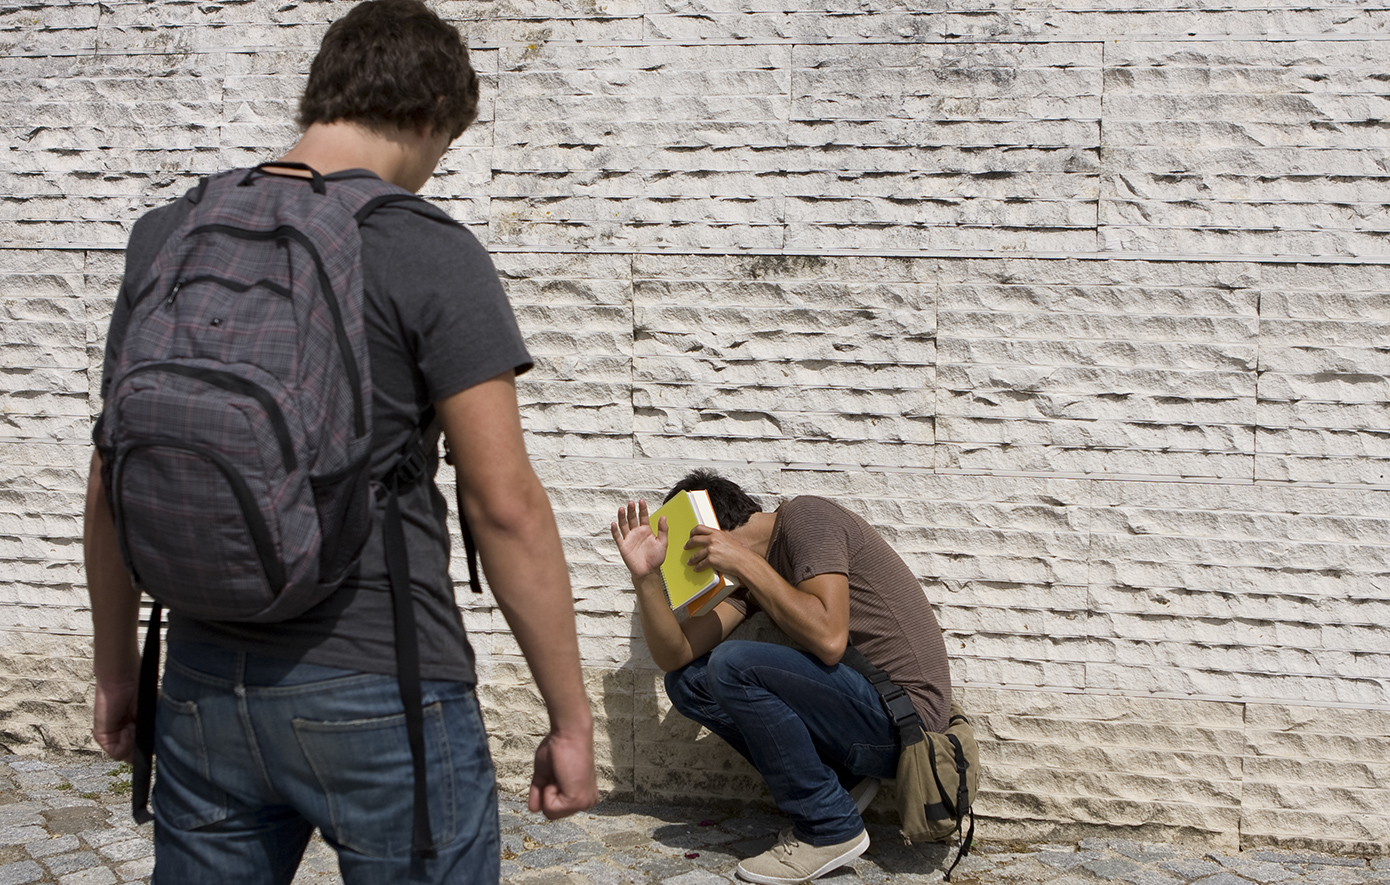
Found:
[705,641,758,692]
[663,663,704,715]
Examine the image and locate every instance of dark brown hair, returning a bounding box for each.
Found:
[298,0,479,140]
[665,469,763,530]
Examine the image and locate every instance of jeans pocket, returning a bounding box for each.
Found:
[152,694,230,831]
[293,702,457,857]
[843,740,901,780]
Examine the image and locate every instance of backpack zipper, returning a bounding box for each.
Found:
[121,363,297,472]
[187,223,366,437]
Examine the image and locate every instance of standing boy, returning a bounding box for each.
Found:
[83,2,597,882]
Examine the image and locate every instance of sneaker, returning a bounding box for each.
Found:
[848,776,880,814]
[736,827,870,884]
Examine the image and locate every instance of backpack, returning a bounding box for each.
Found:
[97,163,462,858]
[841,647,980,881]
[97,163,408,620]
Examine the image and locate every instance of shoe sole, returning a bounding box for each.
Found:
[735,830,871,885]
[850,777,880,814]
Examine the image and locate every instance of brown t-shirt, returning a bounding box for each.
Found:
[728,495,952,732]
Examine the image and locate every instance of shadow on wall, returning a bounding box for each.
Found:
[598,613,787,807]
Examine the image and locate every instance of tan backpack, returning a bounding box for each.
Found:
[841,648,979,881]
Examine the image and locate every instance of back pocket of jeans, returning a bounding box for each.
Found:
[153,695,230,831]
[292,703,455,857]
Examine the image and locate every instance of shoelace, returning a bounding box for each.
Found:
[774,829,801,857]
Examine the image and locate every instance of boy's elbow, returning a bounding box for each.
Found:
[651,645,694,674]
[815,633,847,668]
[466,475,549,537]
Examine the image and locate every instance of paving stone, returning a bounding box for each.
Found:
[115,857,153,881]
[1124,870,1184,885]
[514,870,589,885]
[0,828,46,848]
[1193,873,1258,885]
[604,851,646,869]
[0,860,42,885]
[1134,845,1182,861]
[601,830,650,850]
[1163,859,1225,879]
[79,827,145,849]
[570,859,646,885]
[59,867,116,885]
[1214,858,1302,883]
[1303,870,1369,885]
[4,763,50,774]
[1085,856,1139,877]
[11,772,61,790]
[41,851,100,876]
[661,870,730,885]
[1040,849,1093,871]
[524,819,588,845]
[639,854,697,880]
[0,808,45,829]
[569,840,607,860]
[0,752,1386,885]
[1251,852,1314,865]
[518,846,570,869]
[731,838,773,859]
[43,807,111,835]
[26,834,81,859]
[95,839,151,863]
[1310,857,1369,869]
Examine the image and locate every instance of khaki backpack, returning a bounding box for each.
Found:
[841,648,980,881]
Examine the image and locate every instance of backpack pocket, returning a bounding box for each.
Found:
[310,434,373,585]
[114,439,286,619]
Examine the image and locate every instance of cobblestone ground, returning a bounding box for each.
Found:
[2,753,1386,885]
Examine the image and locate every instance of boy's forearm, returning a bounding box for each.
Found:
[632,572,695,671]
[475,486,592,734]
[83,452,140,683]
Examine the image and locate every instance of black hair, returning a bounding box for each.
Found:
[298,0,479,140]
[664,469,762,530]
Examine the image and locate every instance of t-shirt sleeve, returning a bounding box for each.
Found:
[777,497,853,586]
[359,204,532,403]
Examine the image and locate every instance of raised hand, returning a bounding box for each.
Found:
[610,500,668,581]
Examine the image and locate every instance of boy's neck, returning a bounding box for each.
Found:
[730,511,777,560]
[277,120,451,193]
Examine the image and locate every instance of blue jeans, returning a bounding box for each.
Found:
[151,641,499,885]
[664,640,901,846]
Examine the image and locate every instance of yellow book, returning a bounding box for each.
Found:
[650,490,733,613]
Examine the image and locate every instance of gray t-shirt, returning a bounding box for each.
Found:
[100,168,532,682]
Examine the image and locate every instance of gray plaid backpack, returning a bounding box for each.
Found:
[98,163,459,857]
[98,163,407,620]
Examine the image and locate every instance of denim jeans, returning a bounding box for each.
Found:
[151,641,499,885]
[664,640,901,846]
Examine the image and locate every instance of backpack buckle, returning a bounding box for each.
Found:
[390,443,429,489]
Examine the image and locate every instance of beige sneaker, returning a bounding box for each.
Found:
[736,827,870,884]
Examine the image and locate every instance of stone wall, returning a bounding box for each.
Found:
[1,0,1387,854]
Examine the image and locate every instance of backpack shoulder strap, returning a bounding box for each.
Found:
[840,645,924,746]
